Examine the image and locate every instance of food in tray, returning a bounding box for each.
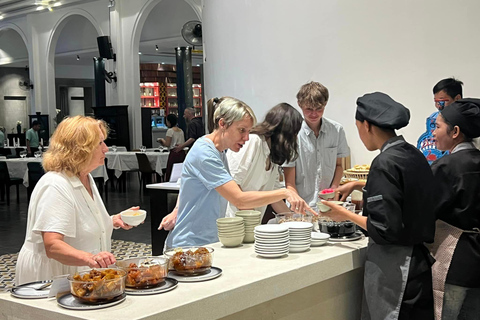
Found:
[69,268,126,303]
[275,212,315,224]
[164,247,213,275]
[125,263,165,288]
[346,164,370,172]
[116,256,168,288]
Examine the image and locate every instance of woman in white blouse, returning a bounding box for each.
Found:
[15,116,137,285]
[157,114,185,150]
[226,103,315,219]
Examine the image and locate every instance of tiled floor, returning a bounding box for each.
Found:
[0,174,165,256]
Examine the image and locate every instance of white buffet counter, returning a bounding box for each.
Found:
[0,239,367,320]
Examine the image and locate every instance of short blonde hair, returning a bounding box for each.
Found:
[296,81,329,108]
[43,115,109,176]
[209,96,256,130]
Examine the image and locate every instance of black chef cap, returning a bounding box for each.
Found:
[440,98,480,138]
[356,92,410,130]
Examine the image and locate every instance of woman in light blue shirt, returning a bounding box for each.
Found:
[160,97,303,248]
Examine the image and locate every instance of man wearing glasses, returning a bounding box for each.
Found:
[417,78,463,164]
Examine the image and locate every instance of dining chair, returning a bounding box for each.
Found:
[135,153,160,191]
[0,161,23,205]
[164,150,186,183]
[27,162,45,200]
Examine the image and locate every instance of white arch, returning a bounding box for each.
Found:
[41,9,104,129]
[0,22,29,48]
[125,0,202,147]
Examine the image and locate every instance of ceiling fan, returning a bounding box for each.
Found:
[181,20,202,48]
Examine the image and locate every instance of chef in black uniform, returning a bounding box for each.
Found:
[321,92,435,320]
[428,98,480,320]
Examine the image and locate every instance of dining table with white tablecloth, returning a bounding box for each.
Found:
[105,151,169,178]
[1,158,108,187]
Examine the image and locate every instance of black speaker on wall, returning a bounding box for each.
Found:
[97,36,115,60]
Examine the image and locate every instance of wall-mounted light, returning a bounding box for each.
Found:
[155,45,159,51]
[161,62,165,65]
[76,55,80,61]
[138,52,142,55]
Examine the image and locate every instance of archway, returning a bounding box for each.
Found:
[135,0,202,147]
[0,25,31,141]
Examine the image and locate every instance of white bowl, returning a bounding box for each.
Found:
[317,200,344,213]
[120,209,146,226]
[219,235,244,247]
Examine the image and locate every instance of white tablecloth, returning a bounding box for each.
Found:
[105,151,169,178]
[2,158,108,187]
[108,146,127,152]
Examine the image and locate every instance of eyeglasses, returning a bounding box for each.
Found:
[434,99,450,109]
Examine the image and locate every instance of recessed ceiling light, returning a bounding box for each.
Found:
[196,64,200,67]
[0,15,3,20]
[54,2,62,6]
[36,6,44,10]
[161,62,165,65]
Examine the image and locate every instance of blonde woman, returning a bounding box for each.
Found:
[15,116,137,285]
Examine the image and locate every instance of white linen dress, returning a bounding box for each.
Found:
[15,171,113,285]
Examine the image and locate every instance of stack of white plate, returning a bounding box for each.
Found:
[254,224,290,258]
[235,210,262,243]
[311,232,330,246]
[283,222,313,253]
[216,217,245,247]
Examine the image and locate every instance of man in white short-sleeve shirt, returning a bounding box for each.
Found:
[284,81,350,208]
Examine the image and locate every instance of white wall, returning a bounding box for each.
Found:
[203,0,480,165]
[55,65,94,79]
[67,87,85,116]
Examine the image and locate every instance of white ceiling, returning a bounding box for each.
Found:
[0,0,202,69]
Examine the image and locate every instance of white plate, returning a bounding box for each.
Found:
[125,278,178,295]
[255,244,290,251]
[254,231,289,238]
[254,224,289,233]
[311,232,331,240]
[290,241,312,246]
[255,239,290,246]
[57,293,126,310]
[256,251,288,258]
[255,248,289,254]
[283,222,313,229]
[289,246,310,253]
[10,280,53,299]
[168,266,222,282]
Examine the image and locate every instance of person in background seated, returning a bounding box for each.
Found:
[322,92,435,320]
[157,114,185,150]
[172,107,204,152]
[15,116,140,285]
[159,97,310,247]
[283,81,350,210]
[417,78,463,164]
[26,120,42,156]
[428,99,480,320]
[226,103,316,220]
